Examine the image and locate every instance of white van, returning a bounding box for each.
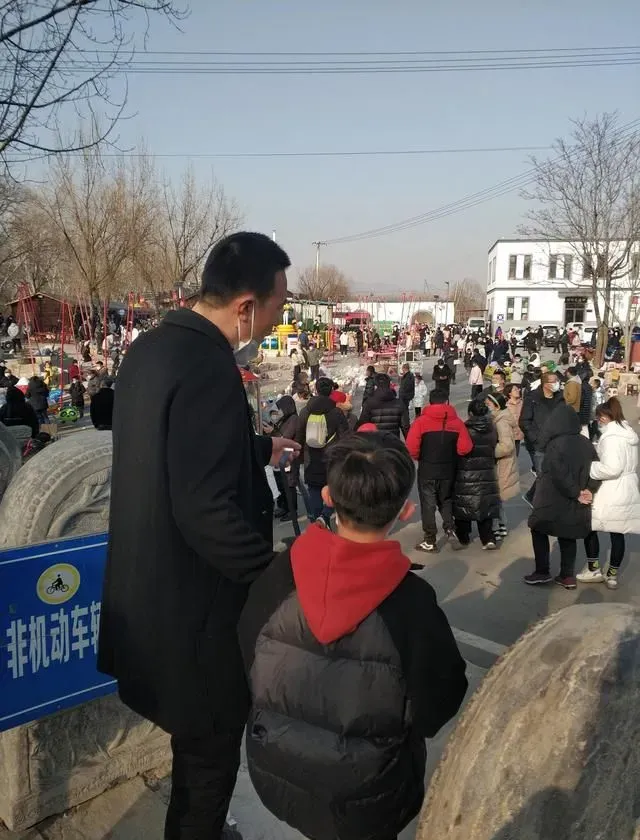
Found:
[467,317,485,331]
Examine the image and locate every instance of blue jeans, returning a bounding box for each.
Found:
[307,485,333,525]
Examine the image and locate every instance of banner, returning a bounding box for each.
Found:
[0,534,116,733]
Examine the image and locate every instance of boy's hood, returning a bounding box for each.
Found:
[290,524,410,644]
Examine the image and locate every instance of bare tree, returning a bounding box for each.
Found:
[0,0,185,170]
[158,165,242,294]
[37,138,157,308]
[297,264,350,301]
[452,278,486,322]
[521,113,640,363]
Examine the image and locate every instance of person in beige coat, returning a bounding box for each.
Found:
[486,391,520,539]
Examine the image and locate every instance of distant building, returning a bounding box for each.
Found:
[486,238,640,331]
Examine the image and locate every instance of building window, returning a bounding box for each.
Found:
[631,253,640,280]
[521,297,529,320]
[488,256,496,287]
[506,297,515,320]
[508,255,517,279]
[523,255,532,280]
[564,255,573,280]
[549,255,558,279]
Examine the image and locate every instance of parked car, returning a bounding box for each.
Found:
[512,327,529,347]
[542,325,560,347]
[581,325,598,344]
[566,321,585,334]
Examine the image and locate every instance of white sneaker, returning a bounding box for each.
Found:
[416,541,437,553]
[576,567,604,583]
[606,575,618,590]
[482,541,497,551]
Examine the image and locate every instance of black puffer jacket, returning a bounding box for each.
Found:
[528,403,598,539]
[238,528,467,840]
[399,371,415,403]
[25,377,49,412]
[519,389,564,451]
[297,395,348,486]
[356,387,410,438]
[362,375,376,403]
[453,415,500,521]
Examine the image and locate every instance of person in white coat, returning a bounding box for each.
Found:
[577,397,640,589]
[412,373,428,418]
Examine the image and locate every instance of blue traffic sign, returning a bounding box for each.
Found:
[0,534,116,732]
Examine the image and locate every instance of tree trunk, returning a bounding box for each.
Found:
[594,325,608,368]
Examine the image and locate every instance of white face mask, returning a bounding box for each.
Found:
[550,381,560,392]
[234,304,259,365]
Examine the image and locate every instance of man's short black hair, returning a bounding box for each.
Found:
[374,373,391,389]
[200,232,291,305]
[316,377,334,397]
[493,369,506,380]
[567,366,577,376]
[429,389,448,405]
[325,432,414,530]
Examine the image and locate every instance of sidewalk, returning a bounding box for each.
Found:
[0,662,486,840]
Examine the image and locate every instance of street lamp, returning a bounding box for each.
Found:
[445,282,450,324]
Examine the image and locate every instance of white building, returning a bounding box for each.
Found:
[341,299,455,327]
[486,238,640,331]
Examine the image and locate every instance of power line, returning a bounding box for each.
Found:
[3,144,552,163]
[26,46,640,75]
[324,118,640,245]
[66,45,640,57]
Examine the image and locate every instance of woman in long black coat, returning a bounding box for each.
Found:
[453,401,501,549]
[525,402,597,589]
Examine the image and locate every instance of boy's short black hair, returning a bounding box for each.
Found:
[374,373,391,389]
[429,389,448,405]
[200,232,291,305]
[325,432,414,531]
[316,377,334,397]
[366,365,375,375]
[493,369,506,380]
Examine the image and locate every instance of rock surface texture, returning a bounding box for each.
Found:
[417,603,640,840]
[0,430,112,546]
[0,697,170,831]
[0,430,171,831]
[0,421,21,502]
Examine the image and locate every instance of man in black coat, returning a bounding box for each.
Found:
[98,232,298,840]
[356,373,410,438]
[525,403,598,588]
[398,362,415,410]
[520,371,564,504]
[432,358,452,396]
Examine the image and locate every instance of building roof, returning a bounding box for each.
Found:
[487,237,569,254]
[6,291,66,306]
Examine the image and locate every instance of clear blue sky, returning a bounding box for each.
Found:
[62,0,640,295]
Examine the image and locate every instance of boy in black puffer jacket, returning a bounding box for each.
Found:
[356,373,410,438]
[453,400,501,549]
[239,432,467,840]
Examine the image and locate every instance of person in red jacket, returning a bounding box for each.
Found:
[406,389,473,552]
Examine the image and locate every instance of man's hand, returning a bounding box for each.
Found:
[270,437,301,466]
[578,489,593,505]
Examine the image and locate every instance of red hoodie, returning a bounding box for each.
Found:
[290,524,410,644]
[405,403,473,460]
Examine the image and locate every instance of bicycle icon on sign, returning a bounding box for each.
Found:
[46,575,70,595]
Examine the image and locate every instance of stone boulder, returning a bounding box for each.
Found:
[0,430,112,546]
[0,421,21,502]
[417,603,640,840]
[0,429,171,830]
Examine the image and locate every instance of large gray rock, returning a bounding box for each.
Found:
[417,603,640,840]
[0,697,170,831]
[0,430,171,830]
[0,421,21,502]
[0,430,112,546]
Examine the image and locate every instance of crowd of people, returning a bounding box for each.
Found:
[2,229,639,840]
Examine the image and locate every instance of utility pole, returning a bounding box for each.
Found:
[445,281,451,322]
[312,241,327,288]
